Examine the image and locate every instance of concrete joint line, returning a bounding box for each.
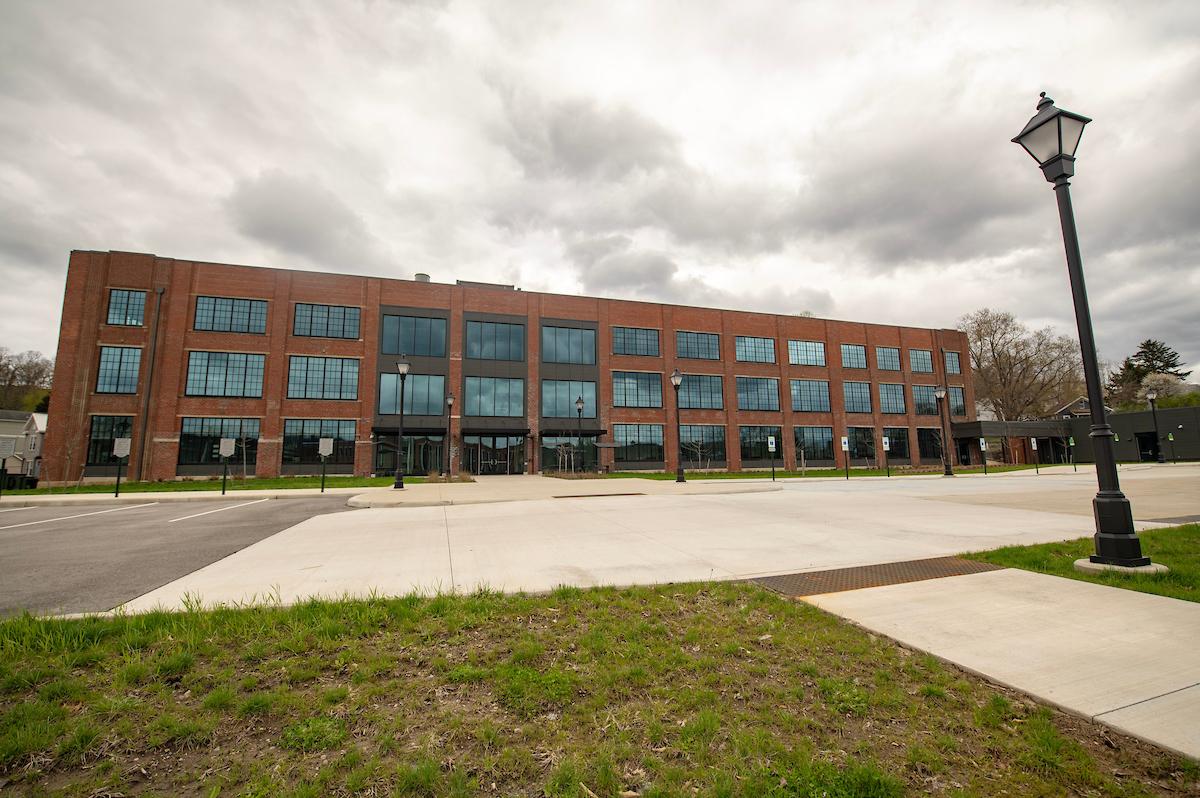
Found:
[1092,681,1200,720]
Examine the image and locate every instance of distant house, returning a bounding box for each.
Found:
[1049,396,1112,420]
[0,410,47,477]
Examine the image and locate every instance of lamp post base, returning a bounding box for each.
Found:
[1075,558,1167,575]
[675,468,685,483]
[1088,491,1148,565]
[393,475,405,490]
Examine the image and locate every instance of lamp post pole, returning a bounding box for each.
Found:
[1147,391,1165,464]
[934,387,953,476]
[575,396,585,474]
[670,368,685,483]
[393,360,410,489]
[1013,92,1149,567]
[445,393,455,479]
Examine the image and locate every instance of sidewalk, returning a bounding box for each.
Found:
[805,569,1200,760]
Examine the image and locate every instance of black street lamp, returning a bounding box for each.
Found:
[393,360,410,489]
[575,395,585,473]
[445,392,455,478]
[670,368,685,483]
[1013,92,1149,567]
[1146,390,1166,464]
[933,386,954,476]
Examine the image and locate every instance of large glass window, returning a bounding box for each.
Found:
[944,351,962,375]
[294,304,360,339]
[612,424,664,463]
[612,372,662,408]
[466,321,525,361]
[107,289,145,326]
[678,375,723,409]
[910,349,934,373]
[949,386,967,416]
[185,352,265,398]
[679,425,726,464]
[178,418,260,465]
[96,347,141,394]
[382,314,447,357]
[917,428,943,460]
[87,416,133,465]
[883,427,910,459]
[464,377,524,417]
[843,381,872,413]
[790,379,830,412]
[541,380,597,418]
[540,436,596,471]
[913,385,939,416]
[841,344,867,369]
[194,296,268,334]
[286,356,358,400]
[793,426,834,462]
[740,425,782,461]
[379,374,445,415]
[879,383,906,414]
[736,377,779,411]
[542,326,596,364]
[612,327,660,357]
[735,336,775,363]
[676,331,720,360]
[876,346,901,371]
[378,434,446,475]
[788,340,825,366]
[847,427,875,459]
[283,419,356,464]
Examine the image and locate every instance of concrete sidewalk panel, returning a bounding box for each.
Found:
[1096,684,1200,761]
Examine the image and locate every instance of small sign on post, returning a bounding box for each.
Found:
[766,434,776,481]
[841,436,850,480]
[1030,437,1039,475]
[1068,436,1077,472]
[881,436,891,478]
[219,437,236,495]
[318,437,334,493]
[112,437,132,497]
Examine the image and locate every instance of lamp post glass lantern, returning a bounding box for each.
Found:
[393,360,410,489]
[670,368,685,482]
[1013,91,1149,566]
[933,386,953,476]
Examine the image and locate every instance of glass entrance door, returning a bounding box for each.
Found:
[462,436,526,475]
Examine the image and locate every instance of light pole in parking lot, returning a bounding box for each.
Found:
[1146,390,1166,464]
[394,360,409,489]
[670,368,685,483]
[445,393,455,478]
[575,395,585,473]
[933,386,953,476]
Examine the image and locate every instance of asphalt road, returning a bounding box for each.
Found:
[0,496,355,616]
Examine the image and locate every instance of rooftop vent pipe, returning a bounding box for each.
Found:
[414,273,431,282]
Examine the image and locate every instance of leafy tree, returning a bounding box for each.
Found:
[0,348,54,410]
[33,392,50,413]
[957,309,1084,421]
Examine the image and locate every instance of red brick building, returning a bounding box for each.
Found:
[43,250,976,483]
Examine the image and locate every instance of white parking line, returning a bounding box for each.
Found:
[0,503,160,531]
[0,506,37,514]
[168,498,271,524]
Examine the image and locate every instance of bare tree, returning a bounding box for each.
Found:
[0,348,54,410]
[957,309,1083,421]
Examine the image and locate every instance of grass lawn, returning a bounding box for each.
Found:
[606,464,1038,480]
[5,475,421,496]
[1,583,1194,796]
[965,524,1199,603]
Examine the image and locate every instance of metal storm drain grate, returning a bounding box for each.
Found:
[753,557,1003,597]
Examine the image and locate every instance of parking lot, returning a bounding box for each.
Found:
[0,496,353,616]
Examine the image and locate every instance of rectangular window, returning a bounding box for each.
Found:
[286,356,358,400]
[679,424,726,464]
[106,289,146,326]
[613,423,664,463]
[879,383,907,414]
[790,379,830,412]
[541,380,597,418]
[841,344,867,369]
[913,385,938,416]
[381,314,448,357]
[466,320,525,361]
[739,425,782,461]
[541,326,596,364]
[678,374,724,409]
[736,377,780,411]
[876,346,901,371]
[883,427,910,459]
[944,350,962,375]
[294,304,361,339]
[184,352,265,397]
[96,347,141,394]
[86,415,133,465]
[282,419,356,465]
[612,371,663,408]
[194,296,268,334]
[910,349,934,373]
[847,427,875,459]
[788,340,826,366]
[949,386,966,416]
[676,331,720,360]
[843,381,872,413]
[735,336,775,363]
[917,428,943,460]
[178,417,260,465]
[612,327,660,357]
[379,374,446,415]
[463,376,524,417]
[794,426,834,461]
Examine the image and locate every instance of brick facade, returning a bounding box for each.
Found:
[42,251,976,482]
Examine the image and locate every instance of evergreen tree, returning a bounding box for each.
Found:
[1131,339,1191,380]
[1104,356,1145,407]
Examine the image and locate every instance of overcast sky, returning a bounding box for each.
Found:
[2,0,1197,372]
